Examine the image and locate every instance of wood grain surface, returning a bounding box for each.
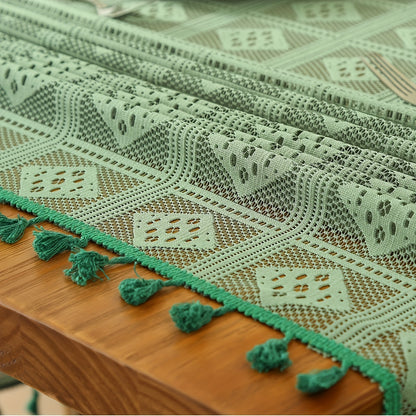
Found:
[0,203,383,414]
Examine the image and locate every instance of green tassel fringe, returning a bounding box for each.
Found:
[170,301,232,333]
[33,227,88,260]
[247,336,292,373]
[64,249,134,286]
[297,362,350,394]
[0,211,352,400]
[119,277,182,305]
[0,213,43,244]
[26,389,39,415]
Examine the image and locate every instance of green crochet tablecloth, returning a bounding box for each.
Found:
[1,0,416,413]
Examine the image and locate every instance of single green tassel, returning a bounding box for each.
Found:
[246,336,292,373]
[64,249,134,286]
[170,301,232,333]
[0,213,43,244]
[119,277,182,305]
[26,389,39,415]
[297,362,350,394]
[33,227,88,261]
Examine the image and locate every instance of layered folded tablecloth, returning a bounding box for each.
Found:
[1,0,416,413]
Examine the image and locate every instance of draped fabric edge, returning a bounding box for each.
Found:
[0,186,401,414]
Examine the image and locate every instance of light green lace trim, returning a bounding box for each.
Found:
[0,187,401,414]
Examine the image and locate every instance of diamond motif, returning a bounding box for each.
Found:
[323,57,376,81]
[292,1,361,22]
[19,166,99,199]
[136,1,187,22]
[0,63,48,107]
[133,212,216,249]
[209,134,293,196]
[256,267,351,311]
[93,95,168,148]
[216,28,289,51]
[338,183,416,256]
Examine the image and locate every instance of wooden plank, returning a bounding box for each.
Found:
[0,203,383,414]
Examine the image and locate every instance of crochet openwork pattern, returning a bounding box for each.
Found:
[1,0,416,413]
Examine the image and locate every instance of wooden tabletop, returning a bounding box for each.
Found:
[0,202,383,414]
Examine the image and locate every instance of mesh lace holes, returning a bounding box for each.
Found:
[323,295,332,300]
[230,153,237,166]
[110,107,117,120]
[166,227,180,234]
[11,80,18,94]
[129,114,136,127]
[374,226,386,243]
[365,210,373,224]
[118,120,127,135]
[239,167,248,183]
[252,163,258,176]
[294,284,309,292]
[390,222,397,235]
[403,211,414,228]
[315,274,329,282]
[378,200,391,216]
[296,274,307,280]
[242,146,255,158]
[30,186,45,192]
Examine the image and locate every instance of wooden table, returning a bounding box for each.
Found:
[0,202,383,414]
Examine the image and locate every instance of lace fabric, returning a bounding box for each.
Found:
[1,0,416,412]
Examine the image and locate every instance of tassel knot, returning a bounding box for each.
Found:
[119,278,165,305]
[247,337,292,372]
[297,362,350,394]
[170,301,232,333]
[64,249,135,286]
[33,227,88,260]
[64,249,111,286]
[0,213,43,243]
